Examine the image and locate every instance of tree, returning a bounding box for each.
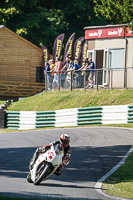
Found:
[94,0,133,30]
[0,0,108,53]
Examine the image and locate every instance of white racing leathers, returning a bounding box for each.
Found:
[27,144,64,185]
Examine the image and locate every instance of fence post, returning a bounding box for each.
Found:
[84,70,86,90]
[70,71,73,91]
[45,73,47,92]
[96,69,98,90]
[58,73,60,91]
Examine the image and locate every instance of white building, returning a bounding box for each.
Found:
[84,24,133,88]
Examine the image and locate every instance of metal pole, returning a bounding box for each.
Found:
[84,70,86,90]
[96,69,98,90]
[45,73,47,92]
[124,38,128,89]
[58,72,60,91]
[70,71,73,91]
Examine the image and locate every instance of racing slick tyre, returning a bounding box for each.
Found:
[27,173,33,183]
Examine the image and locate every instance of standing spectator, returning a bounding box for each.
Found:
[44,61,52,91]
[80,57,90,87]
[49,59,55,89]
[87,58,95,88]
[62,57,70,71]
[53,57,62,89]
[70,60,81,88]
[62,58,71,88]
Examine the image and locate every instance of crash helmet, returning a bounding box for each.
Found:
[60,134,70,148]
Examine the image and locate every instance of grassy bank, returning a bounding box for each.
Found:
[102,152,133,199]
[7,89,133,111]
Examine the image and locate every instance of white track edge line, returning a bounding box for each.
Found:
[94,145,133,200]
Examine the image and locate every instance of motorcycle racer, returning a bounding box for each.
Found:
[30,134,71,176]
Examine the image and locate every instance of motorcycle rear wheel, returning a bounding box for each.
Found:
[34,163,51,185]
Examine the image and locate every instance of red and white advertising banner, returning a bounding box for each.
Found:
[85,27,133,39]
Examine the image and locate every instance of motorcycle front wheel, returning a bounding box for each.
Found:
[34,163,52,185]
[27,173,33,183]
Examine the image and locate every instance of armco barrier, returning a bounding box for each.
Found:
[128,105,133,123]
[77,106,102,125]
[102,105,128,124]
[6,105,133,130]
[36,111,56,128]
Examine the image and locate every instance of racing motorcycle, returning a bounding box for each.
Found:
[27,144,64,185]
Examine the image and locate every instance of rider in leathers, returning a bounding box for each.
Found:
[30,134,71,176]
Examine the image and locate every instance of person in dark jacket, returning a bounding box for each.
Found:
[30,134,71,176]
[44,61,52,90]
[87,58,95,88]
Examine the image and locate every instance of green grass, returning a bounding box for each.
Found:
[0,123,133,134]
[102,123,133,129]
[102,152,133,199]
[0,100,6,105]
[7,89,133,111]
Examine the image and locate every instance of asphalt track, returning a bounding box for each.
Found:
[0,127,133,200]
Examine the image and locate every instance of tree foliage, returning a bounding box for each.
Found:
[0,0,108,53]
[94,0,133,30]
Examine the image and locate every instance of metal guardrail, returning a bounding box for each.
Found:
[128,105,133,123]
[36,111,56,128]
[45,67,133,91]
[6,105,133,130]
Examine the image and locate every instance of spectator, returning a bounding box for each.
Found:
[62,57,70,71]
[53,57,62,89]
[62,58,71,88]
[80,57,90,87]
[86,58,95,88]
[70,60,81,88]
[49,59,55,89]
[44,61,52,91]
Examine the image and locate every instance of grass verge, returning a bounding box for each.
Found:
[0,100,6,105]
[7,89,133,111]
[102,152,133,199]
[0,123,133,134]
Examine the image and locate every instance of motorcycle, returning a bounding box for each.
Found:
[27,144,64,185]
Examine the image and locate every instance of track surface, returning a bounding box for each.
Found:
[0,127,133,200]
